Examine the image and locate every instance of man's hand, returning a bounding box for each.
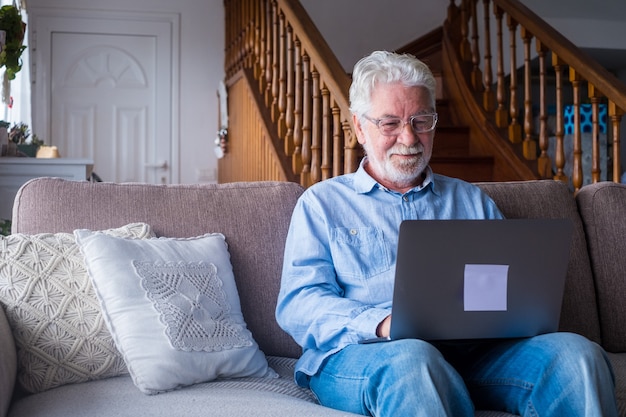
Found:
[376,315,392,338]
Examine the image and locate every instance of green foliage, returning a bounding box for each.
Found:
[0,218,10,236]
[0,5,26,80]
[8,121,29,144]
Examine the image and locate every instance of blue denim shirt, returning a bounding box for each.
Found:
[276,161,504,387]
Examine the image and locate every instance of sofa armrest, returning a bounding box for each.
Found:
[0,304,16,417]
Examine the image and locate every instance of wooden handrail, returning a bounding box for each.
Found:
[445,0,625,191]
[223,0,358,187]
[497,0,626,112]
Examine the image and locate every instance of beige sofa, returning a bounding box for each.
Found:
[0,177,624,417]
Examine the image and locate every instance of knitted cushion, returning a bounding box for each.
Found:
[75,230,276,395]
[0,223,154,393]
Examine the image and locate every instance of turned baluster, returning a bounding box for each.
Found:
[552,54,567,182]
[470,0,483,91]
[310,68,322,184]
[264,1,273,107]
[460,0,471,62]
[236,0,245,70]
[521,27,536,160]
[494,5,508,128]
[300,55,312,187]
[609,102,624,182]
[292,38,303,175]
[343,120,359,174]
[536,40,551,178]
[270,3,279,122]
[277,11,287,138]
[507,15,521,143]
[447,0,459,24]
[321,87,331,181]
[245,0,254,68]
[482,0,494,111]
[570,68,583,192]
[253,0,262,80]
[332,103,343,177]
[257,0,267,93]
[588,84,603,184]
[284,25,295,155]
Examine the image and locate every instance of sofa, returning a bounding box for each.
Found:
[0,177,624,417]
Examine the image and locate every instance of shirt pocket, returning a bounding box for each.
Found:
[330,227,391,280]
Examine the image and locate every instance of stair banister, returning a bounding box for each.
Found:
[223,0,625,190]
[446,0,626,190]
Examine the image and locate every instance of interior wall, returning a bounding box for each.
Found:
[27,0,224,184]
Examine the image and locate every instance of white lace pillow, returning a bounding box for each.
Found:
[74,230,276,395]
[0,223,154,393]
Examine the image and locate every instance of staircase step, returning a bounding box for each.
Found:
[435,99,453,125]
[433,126,471,156]
[430,155,495,182]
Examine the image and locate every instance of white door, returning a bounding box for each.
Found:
[31,11,179,183]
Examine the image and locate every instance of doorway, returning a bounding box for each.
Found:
[30,10,179,183]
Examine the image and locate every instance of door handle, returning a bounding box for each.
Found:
[145,160,168,170]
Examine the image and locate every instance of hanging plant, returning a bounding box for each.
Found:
[0,4,26,81]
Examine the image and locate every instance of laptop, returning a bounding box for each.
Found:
[387,218,573,342]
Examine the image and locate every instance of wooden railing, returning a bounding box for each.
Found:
[222,0,626,191]
[445,0,626,191]
[222,0,359,187]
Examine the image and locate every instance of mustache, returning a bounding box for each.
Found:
[387,144,423,156]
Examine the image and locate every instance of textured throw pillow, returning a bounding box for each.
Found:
[74,230,276,395]
[0,223,154,393]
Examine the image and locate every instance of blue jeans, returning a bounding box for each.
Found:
[308,333,618,417]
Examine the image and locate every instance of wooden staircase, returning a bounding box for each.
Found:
[403,30,496,182]
[221,0,626,190]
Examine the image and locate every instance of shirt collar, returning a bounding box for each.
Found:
[352,158,439,196]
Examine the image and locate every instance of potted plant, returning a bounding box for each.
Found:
[9,122,44,157]
[0,4,26,81]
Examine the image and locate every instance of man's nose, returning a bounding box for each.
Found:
[396,123,419,146]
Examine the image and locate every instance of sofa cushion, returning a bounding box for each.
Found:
[7,357,355,417]
[476,180,601,343]
[75,230,276,394]
[0,223,153,394]
[12,178,305,360]
[576,182,626,351]
[6,355,516,417]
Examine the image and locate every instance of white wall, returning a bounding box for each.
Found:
[300,0,447,72]
[27,0,224,184]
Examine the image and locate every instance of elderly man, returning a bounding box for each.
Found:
[276,50,617,417]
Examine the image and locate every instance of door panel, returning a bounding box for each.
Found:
[32,12,176,184]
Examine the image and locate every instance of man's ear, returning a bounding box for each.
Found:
[353,114,366,145]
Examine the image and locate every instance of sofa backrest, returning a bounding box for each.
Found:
[12,178,305,359]
[13,178,605,356]
[477,180,602,344]
[576,181,626,352]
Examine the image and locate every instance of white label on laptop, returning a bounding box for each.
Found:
[463,264,509,311]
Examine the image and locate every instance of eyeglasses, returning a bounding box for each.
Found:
[363,113,438,136]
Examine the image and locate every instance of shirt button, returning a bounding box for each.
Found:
[403,196,409,202]
[350,229,358,235]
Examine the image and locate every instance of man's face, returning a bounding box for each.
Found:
[353,82,435,193]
